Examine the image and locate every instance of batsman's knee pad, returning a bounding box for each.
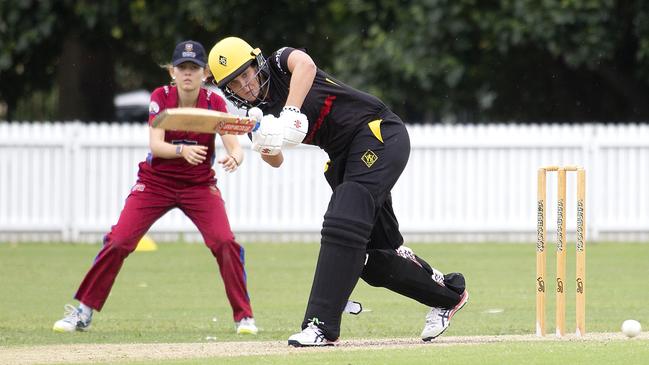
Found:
[361,249,400,287]
[362,248,461,308]
[444,272,466,295]
[321,182,376,249]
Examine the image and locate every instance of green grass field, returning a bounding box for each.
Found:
[1,241,648,364]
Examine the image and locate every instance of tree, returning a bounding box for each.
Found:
[2,0,649,122]
[0,0,63,120]
[0,0,340,121]
[327,0,649,122]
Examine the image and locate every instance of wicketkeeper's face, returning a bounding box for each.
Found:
[227,66,261,102]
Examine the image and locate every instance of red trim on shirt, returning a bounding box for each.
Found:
[304,95,336,144]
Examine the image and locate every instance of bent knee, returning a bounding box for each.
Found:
[205,233,240,252]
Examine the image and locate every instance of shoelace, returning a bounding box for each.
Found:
[425,307,448,324]
[303,323,327,342]
[238,317,254,326]
[62,304,81,322]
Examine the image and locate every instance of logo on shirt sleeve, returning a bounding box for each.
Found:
[149,101,160,115]
[275,47,288,73]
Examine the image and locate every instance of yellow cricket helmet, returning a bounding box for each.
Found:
[208,37,264,87]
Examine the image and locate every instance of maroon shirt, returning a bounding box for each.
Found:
[141,85,227,185]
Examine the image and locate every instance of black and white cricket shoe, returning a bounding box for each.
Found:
[421,290,469,341]
[53,304,92,332]
[288,321,338,347]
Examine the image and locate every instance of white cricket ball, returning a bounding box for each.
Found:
[621,319,642,338]
[248,107,263,122]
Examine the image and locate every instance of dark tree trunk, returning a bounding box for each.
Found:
[3,93,18,121]
[57,33,116,122]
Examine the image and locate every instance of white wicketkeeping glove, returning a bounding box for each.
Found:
[251,114,283,156]
[279,106,308,147]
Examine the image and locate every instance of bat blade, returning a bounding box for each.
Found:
[152,108,255,135]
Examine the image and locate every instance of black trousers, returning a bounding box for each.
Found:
[324,111,408,250]
[300,109,464,340]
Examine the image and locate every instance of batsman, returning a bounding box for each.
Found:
[208,37,469,346]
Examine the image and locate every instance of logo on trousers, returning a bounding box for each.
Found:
[361,150,378,168]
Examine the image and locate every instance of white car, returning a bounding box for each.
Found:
[114,89,150,122]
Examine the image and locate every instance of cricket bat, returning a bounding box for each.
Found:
[152,108,256,135]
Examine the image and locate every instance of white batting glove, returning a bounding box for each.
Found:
[251,114,283,156]
[279,106,308,147]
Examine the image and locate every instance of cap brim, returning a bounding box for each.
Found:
[172,58,206,67]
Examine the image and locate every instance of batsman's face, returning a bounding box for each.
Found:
[173,63,204,92]
[227,66,261,102]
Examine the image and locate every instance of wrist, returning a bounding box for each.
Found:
[175,144,184,156]
[282,105,301,114]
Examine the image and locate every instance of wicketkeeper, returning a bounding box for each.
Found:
[207,37,469,346]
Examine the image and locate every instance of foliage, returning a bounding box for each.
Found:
[1,0,649,122]
[329,0,649,122]
[0,0,63,118]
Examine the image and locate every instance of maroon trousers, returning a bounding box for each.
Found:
[74,177,253,321]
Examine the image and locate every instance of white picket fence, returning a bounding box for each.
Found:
[1,121,649,243]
